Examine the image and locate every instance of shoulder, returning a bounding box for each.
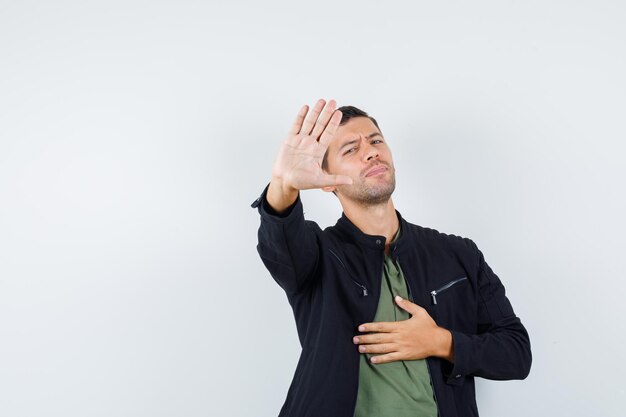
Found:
[403,221,479,256]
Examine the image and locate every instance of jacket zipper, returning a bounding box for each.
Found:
[350,250,385,417]
[328,248,369,296]
[396,254,441,417]
[430,277,468,305]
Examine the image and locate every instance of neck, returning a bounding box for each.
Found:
[341,197,399,253]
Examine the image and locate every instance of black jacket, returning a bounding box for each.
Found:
[252,187,531,417]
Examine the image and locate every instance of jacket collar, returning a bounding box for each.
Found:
[335,209,411,251]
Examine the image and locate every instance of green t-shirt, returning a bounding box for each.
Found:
[353,226,438,417]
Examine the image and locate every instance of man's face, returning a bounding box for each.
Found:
[324,117,396,205]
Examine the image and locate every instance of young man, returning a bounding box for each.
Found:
[251,99,531,417]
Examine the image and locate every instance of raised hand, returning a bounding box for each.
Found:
[267,99,353,212]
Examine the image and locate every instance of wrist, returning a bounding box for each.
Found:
[433,327,454,362]
[267,178,299,214]
[271,176,298,196]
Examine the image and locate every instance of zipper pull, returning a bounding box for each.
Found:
[352,279,369,297]
[430,290,438,305]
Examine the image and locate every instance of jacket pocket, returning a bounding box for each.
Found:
[328,248,370,296]
[430,276,468,305]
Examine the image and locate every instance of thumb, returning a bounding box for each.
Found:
[395,295,420,315]
[328,174,353,186]
[318,174,353,187]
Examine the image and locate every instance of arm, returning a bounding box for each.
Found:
[252,99,352,295]
[445,243,532,384]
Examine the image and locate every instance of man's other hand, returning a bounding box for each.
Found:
[352,296,455,364]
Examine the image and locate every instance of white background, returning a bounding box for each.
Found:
[1,1,625,416]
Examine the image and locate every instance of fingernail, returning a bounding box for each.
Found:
[358,325,365,332]
[353,337,359,344]
[395,295,403,302]
[371,357,377,363]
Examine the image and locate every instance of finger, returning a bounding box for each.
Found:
[288,104,309,135]
[310,99,337,139]
[358,321,396,333]
[318,110,343,149]
[370,352,402,364]
[394,295,422,315]
[353,333,394,345]
[299,99,326,135]
[358,343,397,354]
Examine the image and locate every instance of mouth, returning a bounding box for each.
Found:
[364,164,388,177]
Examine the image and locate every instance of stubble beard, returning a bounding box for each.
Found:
[339,166,396,206]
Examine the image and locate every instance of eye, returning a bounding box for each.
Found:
[343,146,357,156]
[371,139,383,144]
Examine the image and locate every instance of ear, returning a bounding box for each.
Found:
[322,185,336,193]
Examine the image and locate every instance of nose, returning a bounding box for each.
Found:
[363,141,379,161]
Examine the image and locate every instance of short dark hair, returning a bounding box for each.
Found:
[321,106,381,171]
[337,105,381,132]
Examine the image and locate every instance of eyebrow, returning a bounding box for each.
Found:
[339,132,383,151]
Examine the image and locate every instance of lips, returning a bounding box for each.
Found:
[364,164,388,177]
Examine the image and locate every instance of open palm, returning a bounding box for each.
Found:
[272,99,352,191]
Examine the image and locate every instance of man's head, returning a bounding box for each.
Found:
[322,106,396,205]
[321,106,381,171]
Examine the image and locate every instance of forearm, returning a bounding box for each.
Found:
[448,317,532,381]
[255,186,321,295]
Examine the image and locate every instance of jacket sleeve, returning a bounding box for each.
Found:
[251,184,321,296]
[444,241,532,385]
